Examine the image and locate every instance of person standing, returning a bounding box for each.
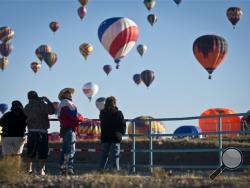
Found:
[0,100,27,170]
[99,96,126,171]
[24,91,54,176]
[58,88,84,175]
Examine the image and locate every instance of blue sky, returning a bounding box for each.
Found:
[0,0,249,133]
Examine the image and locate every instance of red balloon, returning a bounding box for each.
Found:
[199,108,241,137]
[78,6,87,20]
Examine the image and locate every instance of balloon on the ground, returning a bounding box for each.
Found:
[78,6,87,20]
[95,97,106,111]
[137,44,147,57]
[0,42,13,57]
[44,52,57,69]
[82,82,99,101]
[103,65,112,76]
[35,44,52,62]
[173,125,201,139]
[77,119,101,140]
[49,21,60,33]
[78,0,89,6]
[143,0,156,11]
[141,70,155,87]
[226,7,243,29]
[0,57,8,71]
[0,103,8,114]
[0,26,14,43]
[133,74,142,86]
[199,108,241,137]
[98,17,139,69]
[128,116,166,140]
[193,35,228,79]
[30,62,41,74]
[79,43,93,60]
[147,14,157,26]
[48,132,61,142]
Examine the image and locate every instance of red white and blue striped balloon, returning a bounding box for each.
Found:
[98,17,139,69]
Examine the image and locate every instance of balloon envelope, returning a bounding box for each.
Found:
[78,0,89,6]
[79,43,93,60]
[30,62,41,73]
[95,97,106,111]
[44,52,57,69]
[193,35,228,79]
[49,21,60,33]
[0,57,8,71]
[133,74,142,85]
[137,44,147,57]
[0,42,13,57]
[103,65,112,75]
[82,82,99,101]
[77,119,101,140]
[199,108,241,137]
[0,103,8,114]
[0,26,14,43]
[173,125,201,139]
[141,70,155,87]
[144,0,156,11]
[35,44,52,62]
[78,6,87,20]
[128,116,166,140]
[98,17,139,68]
[147,14,157,26]
[226,7,243,28]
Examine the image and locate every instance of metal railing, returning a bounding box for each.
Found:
[128,113,250,173]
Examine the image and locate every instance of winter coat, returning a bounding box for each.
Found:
[99,108,126,143]
[24,99,54,130]
[0,108,27,137]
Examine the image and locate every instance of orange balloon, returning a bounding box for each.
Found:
[199,108,240,137]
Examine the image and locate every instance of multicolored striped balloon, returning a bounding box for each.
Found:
[0,26,14,43]
[0,57,8,71]
[44,52,57,69]
[226,7,243,29]
[49,21,60,33]
[30,62,41,74]
[77,119,101,141]
[79,43,93,60]
[0,42,13,57]
[98,17,139,69]
[35,44,52,62]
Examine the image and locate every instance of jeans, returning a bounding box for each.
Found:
[60,129,76,170]
[99,143,120,171]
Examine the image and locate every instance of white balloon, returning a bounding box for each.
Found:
[82,82,99,101]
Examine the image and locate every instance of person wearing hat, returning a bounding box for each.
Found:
[0,100,27,170]
[58,88,84,175]
[24,90,54,176]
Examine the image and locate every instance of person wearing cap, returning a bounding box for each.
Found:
[58,88,84,175]
[24,90,54,176]
[98,96,126,171]
[0,100,27,170]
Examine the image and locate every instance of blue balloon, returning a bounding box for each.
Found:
[173,125,201,139]
[0,103,8,114]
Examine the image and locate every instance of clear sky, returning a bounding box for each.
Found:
[0,0,249,133]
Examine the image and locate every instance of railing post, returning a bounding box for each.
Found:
[218,116,223,166]
[149,119,153,173]
[132,120,136,173]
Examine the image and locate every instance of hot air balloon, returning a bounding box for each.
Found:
[103,64,112,76]
[141,70,155,87]
[35,44,52,62]
[173,125,201,139]
[98,17,139,69]
[79,0,89,6]
[95,97,106,111]
[193,35,228,79]
[144,0,156,11]
[49,21,60,33]
[133,74,142,86]
[0,26,14,43]
[78,6,87,20]
[147,14,157,26]
[30,62,41,74]
[82,82,99,101]
[173,0,182,6]
[226,7,243,29]
[0,103,8,114]
[128,116,166,140]
[77,119,101,140]
[0,42,13,57]
[79,43,93,60]
[44,52,57,69]
[0,57,8,71]
[137,44,147,57]
[199,108,241,137]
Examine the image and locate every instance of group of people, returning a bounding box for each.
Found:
[0,88,126,176]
